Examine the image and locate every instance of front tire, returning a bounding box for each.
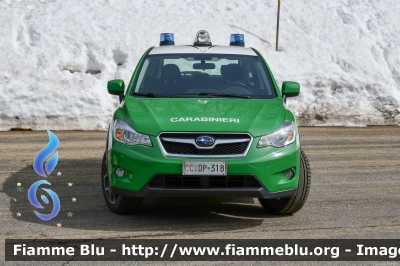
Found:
[101,152,143,214]
[259,149,311,215]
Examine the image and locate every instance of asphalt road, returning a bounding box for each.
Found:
[1,126,400,265]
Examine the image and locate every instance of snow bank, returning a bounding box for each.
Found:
[0,0,399,130]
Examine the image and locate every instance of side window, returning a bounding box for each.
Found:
[163,58,239,76]
[163,58,191,71]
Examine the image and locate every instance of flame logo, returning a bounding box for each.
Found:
[29,130,61,221]
[28,180,60,221]
[33,130,59,177]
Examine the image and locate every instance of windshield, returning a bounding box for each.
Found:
[130,53,277,98]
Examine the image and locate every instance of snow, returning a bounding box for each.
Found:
[0,0,399,130]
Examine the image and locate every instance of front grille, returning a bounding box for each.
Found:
[148,174,262,189]
[162,141,248,155]
[159,132,252,157]
[160,133,250,140]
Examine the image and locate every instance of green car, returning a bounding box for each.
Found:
[102,31,311,215]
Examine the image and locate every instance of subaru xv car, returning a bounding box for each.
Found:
[102,30,311,215]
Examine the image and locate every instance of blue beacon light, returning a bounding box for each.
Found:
[160,33,175,46]
[230,34,245,46]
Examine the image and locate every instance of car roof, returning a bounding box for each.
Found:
[149,45,257,56]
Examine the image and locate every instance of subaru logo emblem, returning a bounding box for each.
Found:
[195,136,215,147]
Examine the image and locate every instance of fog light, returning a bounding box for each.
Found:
[283,169,294,179]
[115,168,125,177]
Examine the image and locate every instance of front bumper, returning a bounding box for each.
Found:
[111,185,297,199]
[108,135,300,198]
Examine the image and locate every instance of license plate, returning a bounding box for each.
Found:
[183,161,227,176]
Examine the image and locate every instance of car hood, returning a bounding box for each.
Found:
[123,97,286,137]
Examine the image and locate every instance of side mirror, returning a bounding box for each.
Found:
[107,79,125,103]
[282,81,300,103]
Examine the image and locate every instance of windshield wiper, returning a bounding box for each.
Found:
[165,93,251,99]
[169,94,206,98]
[201,93,251,99]
[131,92,164,98]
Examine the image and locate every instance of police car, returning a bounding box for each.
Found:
[102,30,311,215]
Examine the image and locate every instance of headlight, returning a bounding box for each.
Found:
[113,119,152,146]
[257,121,296,148]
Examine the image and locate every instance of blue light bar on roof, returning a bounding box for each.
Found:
[160,33,175,46]
[230,34,245,47]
